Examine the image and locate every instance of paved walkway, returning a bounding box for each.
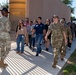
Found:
[0,32,76,75]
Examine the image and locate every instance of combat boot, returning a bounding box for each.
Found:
[61,58,64,61]
[60,55,64,61]
[0,60,8,68]
[52,64,56,68]
[52,61,57,68]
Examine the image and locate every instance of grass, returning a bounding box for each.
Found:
[60,49,76,75]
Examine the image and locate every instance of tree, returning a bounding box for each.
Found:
[61,0,73,13]
[0,2,8,9]
[61,0,72,6]
[61,0,75,20]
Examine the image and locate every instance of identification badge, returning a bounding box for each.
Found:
[36,25,38,27]
[21,28,23,31]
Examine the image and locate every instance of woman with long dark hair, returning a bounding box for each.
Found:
[16,19,28,54]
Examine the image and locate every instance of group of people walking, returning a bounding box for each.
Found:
[0,7,76,70]
[0,8,76,68]
[0,8,74,68]
[16,15,74,68]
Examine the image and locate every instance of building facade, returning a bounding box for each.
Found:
[9,0,71,30]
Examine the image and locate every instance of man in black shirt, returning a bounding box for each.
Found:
[32,17,46,56]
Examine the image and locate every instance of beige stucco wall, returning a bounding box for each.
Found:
[9,0,71,30]
[28,0,71,22]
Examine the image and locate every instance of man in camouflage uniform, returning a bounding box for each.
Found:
[60,19,72,50]
[45,15,67,68]
[59,18,67,59]
[65,23,72,49]
[0,8,11,68]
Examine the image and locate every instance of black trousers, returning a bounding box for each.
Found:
[67,37,71,48]
[75,31,76,37]
[28,35,32,47]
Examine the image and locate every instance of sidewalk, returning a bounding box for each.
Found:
[0,32,76,75]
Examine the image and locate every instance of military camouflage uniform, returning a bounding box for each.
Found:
[0,16,11,60]
[59,23,67,59]
[60,23,72,57]
[48,22,65,66]
[65,25,72,47]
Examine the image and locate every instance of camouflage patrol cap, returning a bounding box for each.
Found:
[53,15,59,19]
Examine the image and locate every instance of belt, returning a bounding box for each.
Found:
[37,33,42,35]
[18,34,25,36]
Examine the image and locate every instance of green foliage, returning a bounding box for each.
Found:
[63,70,70,75]
[63,64,76,72]
[61,0,74,13]
[70,50,76,61]
[63,64,76,75]
[0,2,8,8]
[61,0,72,6]
[63,50,76,75]
[61,0,75,19]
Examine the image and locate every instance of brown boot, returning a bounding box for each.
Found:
[60,55,64,61]
[16,51,20,54]
[52,64,56,68]
[52,60,58,68]
[61,58,64,61]
[0,60,8,68]
[52,62,57,68]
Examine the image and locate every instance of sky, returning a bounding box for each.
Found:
[72,0,76,18]
[0,0,76,18]
[0,0,7,4]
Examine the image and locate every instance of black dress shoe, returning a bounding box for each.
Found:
[36,53,38,56]
[26,44,28,46]
[46,48,49,51]
[61,58,64,61]
[39,50,41,53]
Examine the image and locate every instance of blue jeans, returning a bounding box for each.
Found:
[36,34,43,54]
[16,34,25,52]
[29,35,35,47]
[31,37,35,47]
